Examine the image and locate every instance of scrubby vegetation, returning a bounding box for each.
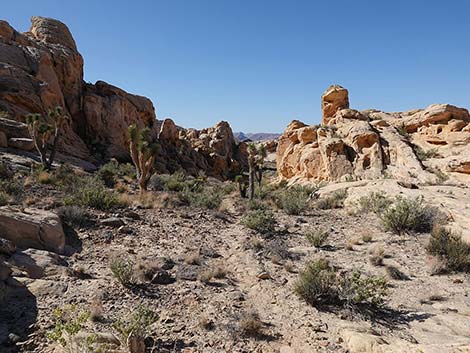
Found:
[63,176,122,210]
[381,196,442,234]
[316,189,347,210]
[109,257,135,287]
[358,191,393,214]
[274,185,315,215]
[427,226,470,273]
[242,209,276,234]
[305,228,329,248]
[294,258,388,310]
[98,160,135,187]
[57,206,90,228]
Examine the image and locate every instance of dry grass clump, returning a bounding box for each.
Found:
[57,205,89,228]
[426,226,470,273]
[284,260,295,273]
[239,311,263,337]
[361,232,373,243]
[199,265,227,284]
[89,297,105,322]
[358,191,392,214]
[316,189,348,210]
[305,228,329,248]
[368,245,385,266]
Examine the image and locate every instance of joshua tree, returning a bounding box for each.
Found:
[128,124,158,194]
[26,106,68,170]
[247,144,257,200]
[254,144,267,189]
[235,174,248,198]
[247,143,267,200]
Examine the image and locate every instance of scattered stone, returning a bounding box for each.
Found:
[257,272,271,280]
[0,238,16,256]
[7,138,34,151]
[118,225,133,234]
[100,217,125,228]
[151,270,175,285]
[7,249,63,279]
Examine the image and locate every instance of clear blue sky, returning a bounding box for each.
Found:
[3,1,470,132]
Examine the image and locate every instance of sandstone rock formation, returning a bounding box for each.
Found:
[321,85,349,125]
[277,86,470,184]
[0,17,247,179]
[156,119,247,178]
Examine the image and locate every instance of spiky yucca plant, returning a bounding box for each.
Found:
[26,106,68,170]
[247,144,267,199]
[128,124,158,194]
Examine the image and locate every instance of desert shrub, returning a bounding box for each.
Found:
[98,160,135,187]
[294,259,388,309]
[294,258,338,305]
[113,306,157,350]
[274,185,314,215]
[358,191,393,214]
[109,257,135,287]
[414,146,438,161]
[0,191,8,206]
[57,206,89,228]
[305,229,329,247]
[238,311,263,337]
[47,304,93,352]
[63,176,121,210]
[427,227,470,272]
[381,196,441,234]
[396,125,410,138]
[340,271,388,308]
[368,245,385,266]
[316,189,348,210]
[179,187,223,209]
[242,209,276,234]
[247,199,269,211]
[385,265,408,280]
[428,167,449,184]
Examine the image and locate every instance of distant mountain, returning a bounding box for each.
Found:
[234,132,281,142]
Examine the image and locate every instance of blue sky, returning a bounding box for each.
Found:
[3,1,470,132]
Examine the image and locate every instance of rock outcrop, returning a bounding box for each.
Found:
[0,17,246,179]
[277,85,470,184]
[0,16,156,160]
[156,119,247,178]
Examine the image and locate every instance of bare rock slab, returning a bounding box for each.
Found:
[0,207,65,254]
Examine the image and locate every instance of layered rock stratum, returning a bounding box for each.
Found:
[0,17,246,178]
[277,85,470,185]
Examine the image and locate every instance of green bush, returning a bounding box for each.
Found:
[427,227,470,272]
[247,199,269,211]
[47,304,90,349]
[113,306,157,347]
[179,187,223,209]
[274,185,314,215]
[63,176,121,210]
[414,146,438,161]
[316,189,348,210]
[242,209,276,234]
[358,191,393,214]
[294,259,388,309]
[110,257,135,287]
[305,229,329,247]
[381,196,441,234]
[98,160,135,187]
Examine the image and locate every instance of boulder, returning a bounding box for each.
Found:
[321,85,349,125]
[0,238,16,256]
[7,137,34,151]
[0,131,7,148]
[0,207,65,254]
[7,249,62,279]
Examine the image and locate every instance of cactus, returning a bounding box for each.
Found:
[26,106,68,170]
[128,124,158,194]
[255,144,267,189]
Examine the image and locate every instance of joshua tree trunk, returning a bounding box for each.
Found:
[248,163,255,200]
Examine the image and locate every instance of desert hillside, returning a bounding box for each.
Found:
[1,17,470,353]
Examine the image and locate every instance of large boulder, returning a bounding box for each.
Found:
[0,207,65,254]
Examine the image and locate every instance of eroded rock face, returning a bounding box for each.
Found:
[0,17,157,160]
[277,86,470,184]
[156,119,247,179]
[321,85,349,125]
